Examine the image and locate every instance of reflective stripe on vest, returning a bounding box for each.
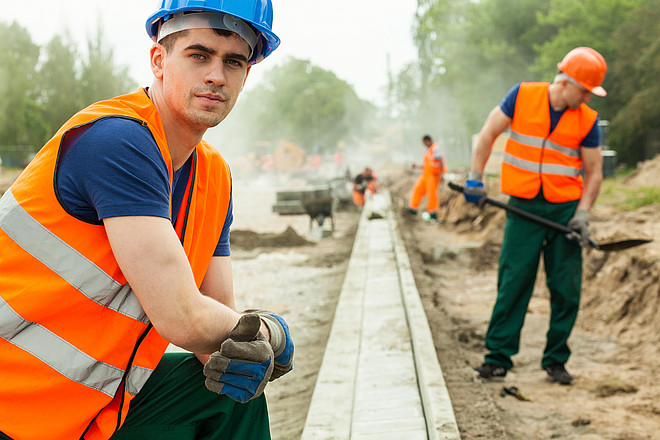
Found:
[0,190,152,397]
[0,296,151,397]
[0,190,147,323]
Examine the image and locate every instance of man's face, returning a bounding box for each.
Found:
[563,80,592,110]
[158,28,251,130]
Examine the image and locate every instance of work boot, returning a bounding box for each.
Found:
[544,363,573,385]
[404,207,418,215]
[474,362,507,379]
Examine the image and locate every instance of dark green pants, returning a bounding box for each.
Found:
[484,196,581,370]
[110,353,271,440]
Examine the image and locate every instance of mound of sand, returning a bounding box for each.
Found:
[623,153,660,187]
[231,226,313,250]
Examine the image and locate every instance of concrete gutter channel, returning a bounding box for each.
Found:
[301,192,461,440]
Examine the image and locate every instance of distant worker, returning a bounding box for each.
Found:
[352,167,381,206]
[464,47,607,385]
[0,1,293,438]
[406,135,445,221]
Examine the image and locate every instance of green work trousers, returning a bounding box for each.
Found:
[110,353,271,440]
[484,196,581,370]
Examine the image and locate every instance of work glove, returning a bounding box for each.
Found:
[245,310,294,381]
[203,314,274,403]
[566,209,590,247]
[464,172,486,206]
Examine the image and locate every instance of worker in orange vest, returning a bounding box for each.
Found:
[464,47,607,386]
[406,135,446,222]
[0,1,293,439]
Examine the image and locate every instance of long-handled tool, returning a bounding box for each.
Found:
[448,181,651,252]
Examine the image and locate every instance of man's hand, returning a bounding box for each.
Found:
[567,209,590,247]
[246,311,294,381]
[203,314,273,403]
[464,174,486,206]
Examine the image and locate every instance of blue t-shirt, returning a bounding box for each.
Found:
[500,83,600,148]
[55,117,232,256]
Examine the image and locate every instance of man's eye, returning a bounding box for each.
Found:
[191,53,206,61]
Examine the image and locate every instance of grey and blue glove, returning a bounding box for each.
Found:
[566,209,590,247]
[247,311,294,381]
[203,314,274,403]
[464,172,486,206]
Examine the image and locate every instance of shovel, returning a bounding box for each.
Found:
[448,182,652,252]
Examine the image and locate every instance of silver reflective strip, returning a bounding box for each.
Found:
[126,365,154,396]
[509,130,544,148]
[0,190,148,323]
[545,139,581,158]
[510,130,581,158]
[540,162,582,177]
[0,296,124,397]
[503,153,582,177]
[502,152,539,173]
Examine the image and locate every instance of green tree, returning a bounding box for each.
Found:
[232,57,373,154]
[79,23,136,107]
[607,0,660,164]
[0,21,45,165]
[37,33,81,138]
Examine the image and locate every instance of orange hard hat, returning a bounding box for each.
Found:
[557,47,607,97]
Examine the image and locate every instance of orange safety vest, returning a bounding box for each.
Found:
[0,88,231,439]
[422,143,444,175]
[501,82,597,202]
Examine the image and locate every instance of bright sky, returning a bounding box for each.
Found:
[4,0,419,105]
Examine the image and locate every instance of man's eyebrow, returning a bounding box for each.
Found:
[184,44,216,55]
[183,44,249,62]
[225,52,249,63]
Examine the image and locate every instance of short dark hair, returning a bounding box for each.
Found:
[422,135,432,142]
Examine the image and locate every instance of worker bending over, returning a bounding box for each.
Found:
[352,167,381,207]
[464,47,607,385]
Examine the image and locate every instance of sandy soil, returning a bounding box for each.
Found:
[382,160,660,440]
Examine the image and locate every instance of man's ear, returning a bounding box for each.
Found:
[150,43,166,79]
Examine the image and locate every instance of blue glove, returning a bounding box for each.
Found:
[269,313,294,380]
[464,179,486,206]
[252,312,294,381]
[203,314,274,403]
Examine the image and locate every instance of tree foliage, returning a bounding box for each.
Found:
[0,21,135,166]
[0,21,44,164]
[230,57,374,154]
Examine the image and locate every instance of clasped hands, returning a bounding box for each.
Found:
[203,311,294,403]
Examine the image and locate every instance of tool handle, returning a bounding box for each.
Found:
[448,181,599,249]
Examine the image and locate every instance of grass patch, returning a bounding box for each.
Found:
[598,173,660,211]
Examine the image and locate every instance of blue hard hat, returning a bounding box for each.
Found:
[145,0,280,63]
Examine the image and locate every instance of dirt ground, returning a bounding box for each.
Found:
[3,157,660,439]
[381,159,660,440]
